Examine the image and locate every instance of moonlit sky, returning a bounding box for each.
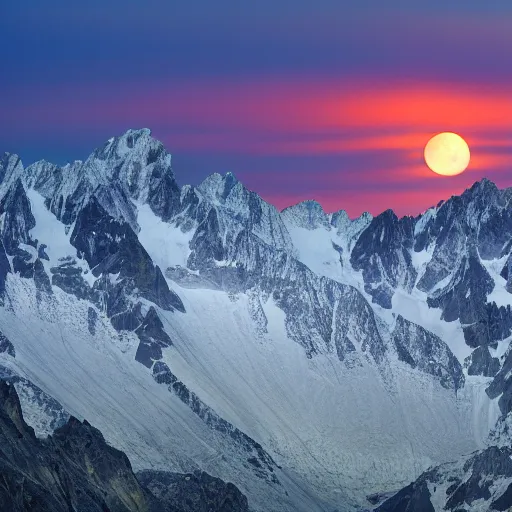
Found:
[2,1,511,217]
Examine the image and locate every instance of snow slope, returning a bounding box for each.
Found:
[0,275,327,512]
[156,285,488,506]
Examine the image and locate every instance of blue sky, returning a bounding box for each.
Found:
[2,1,511,215]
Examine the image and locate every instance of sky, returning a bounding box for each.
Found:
[1,1,512,217]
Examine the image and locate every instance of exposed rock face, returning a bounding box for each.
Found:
[464,344,500,377]
[0,160,37,294]
[0,379,152,512]
[391,315,464,391]
[281,200,331,230]
[426,245,494,324]
[0,153,23,189]
[0,239,10,296]
[330,209,373,253]
[185,205,386,364]
[134,306,173,367]
[462,302,512,348]
[487,348,512,415]
[71,196,184,314]
[138,470,249,512]
[376,446,512,512]
[197,172,294,253]
[0,178,36,256]
[33,257,52,296]
[351,210,416,308]
[0,329,15,356]
[345,177,512,350]
[501,254,512,293]
[25,129,180,229]
[0,379,249,512]
[0,364,70,437]
[50,257,92,301]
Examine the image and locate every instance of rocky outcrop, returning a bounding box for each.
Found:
[50,257,93,301]
[462,302,512,348]
[351,210,416,308]
[0,178,36,256]
[391,315,464,391]
[281,200,331,230]
[464,345,500,377]
[134,306,173,368]
[376,446,512,511]
[0,330,15,356]
[71,196,184,315]
[138,470,249,512]
[348,178,512,353]
[0,378,154,512]
[25,129,179,229]
[426,245,494,324]
[501,253,512,293]
[487,348,512,415]
[188,220,387,363]
[0,379,249,512]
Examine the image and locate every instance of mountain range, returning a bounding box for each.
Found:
[1,128,511,511]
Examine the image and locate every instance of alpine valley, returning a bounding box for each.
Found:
[1,128,512,511]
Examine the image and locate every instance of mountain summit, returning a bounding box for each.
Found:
[0,129,511,511]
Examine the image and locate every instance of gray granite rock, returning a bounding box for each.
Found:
[0,379,249,512]
[0,330,15,357]
[465,345,500,377]
[391,315,464,391]
[138,470,249,512]
[376,446,512,512]
[351,210,416,309]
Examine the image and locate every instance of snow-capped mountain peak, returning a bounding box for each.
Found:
[1,130,512,512]
[198,171,241,204]
[281,200,331,230]
[22,129,181,230]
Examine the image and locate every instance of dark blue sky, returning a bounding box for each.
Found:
[2,1,511,215]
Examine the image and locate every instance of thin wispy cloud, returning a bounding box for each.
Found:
[1,2,511,217]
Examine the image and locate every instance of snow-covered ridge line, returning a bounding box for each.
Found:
[1,129,512,511]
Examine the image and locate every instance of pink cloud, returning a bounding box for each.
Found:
[4,75,511,217]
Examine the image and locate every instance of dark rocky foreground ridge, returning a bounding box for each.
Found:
[0,379,249,512]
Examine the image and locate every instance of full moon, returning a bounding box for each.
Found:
[424,132,470,176]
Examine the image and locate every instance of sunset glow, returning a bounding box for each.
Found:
[2,2,511,217]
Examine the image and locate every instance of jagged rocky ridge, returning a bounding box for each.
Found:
[391,315,464,391]
[0,135,465,384]
[0,129,511,511]
[0,140,311,511]
[152,361,280,484]
[0,378,248,512]
[353,179,512,348]
[0,132,478,381]
[376,446,512,511]
[0,363,70,437]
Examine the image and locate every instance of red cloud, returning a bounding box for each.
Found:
[4,76,510,217]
